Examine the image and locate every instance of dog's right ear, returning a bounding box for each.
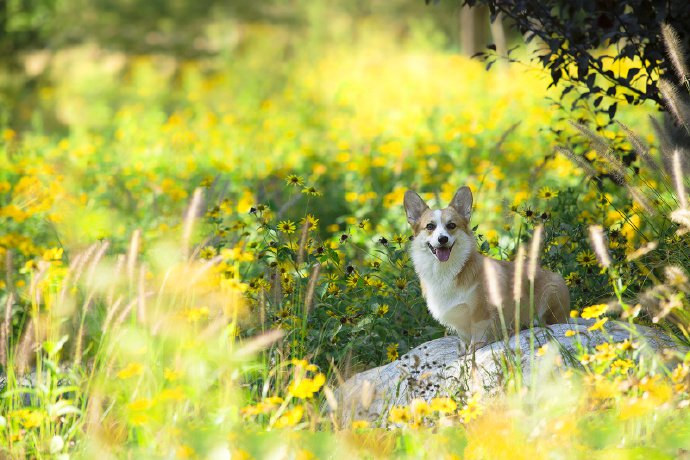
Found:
[404,190,429,227]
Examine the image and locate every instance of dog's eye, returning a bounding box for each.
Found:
[446,222,457,230]
[425,223,436,231]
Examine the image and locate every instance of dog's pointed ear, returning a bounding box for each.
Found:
[404,190,428,227]
[450,186,473,221]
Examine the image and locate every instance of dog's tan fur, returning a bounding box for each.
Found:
[404,186,570,346]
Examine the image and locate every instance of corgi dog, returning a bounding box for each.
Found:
[404,186,570,349]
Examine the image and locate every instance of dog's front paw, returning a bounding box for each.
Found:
[456,340,472,356]
[457,339,489,356]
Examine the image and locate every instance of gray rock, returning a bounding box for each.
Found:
[336,319,679,422]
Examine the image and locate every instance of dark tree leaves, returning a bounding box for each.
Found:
[429,0,690,122]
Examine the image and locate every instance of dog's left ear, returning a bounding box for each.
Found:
[450,186,473,221]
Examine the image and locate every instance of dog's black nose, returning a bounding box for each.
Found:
[438,235,448,245]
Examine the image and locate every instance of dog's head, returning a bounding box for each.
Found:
[404,186,474,263]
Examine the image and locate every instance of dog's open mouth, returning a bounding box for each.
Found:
[427,242,454,262]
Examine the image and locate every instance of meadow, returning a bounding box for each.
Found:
[1,9,690,459]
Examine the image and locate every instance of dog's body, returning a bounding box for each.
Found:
[404,186,570,347]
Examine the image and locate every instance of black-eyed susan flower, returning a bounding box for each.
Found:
[537,186,558,200]
[301,185,322,196]
[564,272,581,286]
[376,304,389,317]
[576,250,597,267]
[277,220,296,234]
[199,246,217,260]
[386,343,399,361]
[285,174,304,187]
[520,207,536,220]
[395,277,408,290]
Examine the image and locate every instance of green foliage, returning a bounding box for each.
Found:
[457,0,690,120]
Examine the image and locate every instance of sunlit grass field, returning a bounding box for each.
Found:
[2,12,690,459]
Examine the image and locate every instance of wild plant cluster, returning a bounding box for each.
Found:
[1,17,690,459]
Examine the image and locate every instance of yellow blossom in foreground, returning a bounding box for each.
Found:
[264,396,284,405]
[581,303,608,319]
[42,247,64,261]
[296,449,316,460]
[221,247,254,262]
[183,306,210,323]
[459,394,483,423]
[274,405,304,428]
[117,362,144,379]
[638,375,672,403]
[351,420,370,429]
[288,373,326,399]
[176,445,196,459]
[388,406,411,424]
[11,409,45,428]
[671,363,690,383]
[619,397,656,420]
[588,317,608,331]
[130,413,149,426]
[128,398,155,411]
[611,359,634,373]
[565,330,577,337]
[410,399,431,418]
[158,387,186,401]
[430,397,457,414]
[164,368,182,381]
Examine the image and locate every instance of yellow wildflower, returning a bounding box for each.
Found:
[537,186,558,200]
[278,220,296,234]
[158,387,186,401]
[576,250,597,267]
[581,303,608,319]
[117,362,144,379]
[388,406,411,424]
[164,368,182,381]
[410,399,431,418]
[588,317,608,331]
[128,398,154,411]
[386,343,399,362]
[285,174,304,187]
[351,420,370,429]
[288,373,326,399]
[274,405,304,428]
[42,247,64,261]
[459,394,483,423]
[199,246,217,260]
[430,397,457,414]
[183,306,210,323]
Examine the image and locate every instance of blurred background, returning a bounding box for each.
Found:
[1,0,516,130]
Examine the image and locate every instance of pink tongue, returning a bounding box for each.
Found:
[435,247,451,262]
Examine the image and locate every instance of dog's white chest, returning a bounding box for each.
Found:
[422,277,478,327]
